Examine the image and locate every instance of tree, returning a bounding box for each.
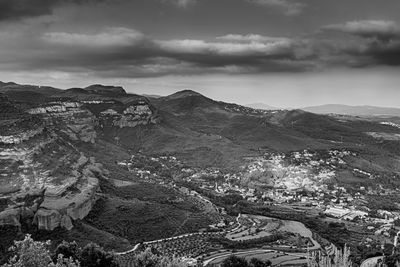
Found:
[2,234,53,267]
[131,248,160,267]
[221,255,249,267]
[54,241,81,262]
[50,255,80,267]
[250,258,271,267]
[385,246,400,267]
[308,244,352,267]
[80,243,118,267]
[2,234,79,267]
[131,248,187,267]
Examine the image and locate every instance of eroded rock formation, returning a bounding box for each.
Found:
[100,101,159,128]
[28,102,98,143]
[0,84,161,232]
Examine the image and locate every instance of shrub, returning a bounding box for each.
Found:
[80,243,118,267]
[2,234,79,267]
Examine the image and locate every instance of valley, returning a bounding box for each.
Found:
[1,82,400,266]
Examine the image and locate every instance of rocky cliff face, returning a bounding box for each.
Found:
[0,127,44,145]
[0,83,161,232]
[28,102,98,143]
[33,155,100,231]
[0,102,101,230]
[0,140,101,230]
[100,101,159,128]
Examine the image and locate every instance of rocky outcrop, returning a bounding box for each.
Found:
[61,215,73,230]
[34,176,99,231]
[0,206,36,227]
[0,127,44,145]
[0,209,21,227]
[0,86,161,233]
[34,209,61,231]
[100,101,159,128]
[28,102,97,143]
[0,136,101,231]
[32,155,100,231]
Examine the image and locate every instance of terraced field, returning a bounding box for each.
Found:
[204,249,308,266]
[225,214,320,250]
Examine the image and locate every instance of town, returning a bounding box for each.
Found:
[115,148,400,264]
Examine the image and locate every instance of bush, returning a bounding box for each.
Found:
[54,241,81,262]
[1,235,118,267]
[221,255,248,267]
[221,255,272,267]
[80,243,118,267]
[2,234,79,267]
[130,248,187,267]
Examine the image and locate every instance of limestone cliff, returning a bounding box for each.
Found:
[0,86,161,232]
[0,112,101,231]
[0,127,44,145]
[100,101,159,128]
[0,149,101,231]
[34,156,100,231]
[28,102,98,143]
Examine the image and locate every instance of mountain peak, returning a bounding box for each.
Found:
[166,89,205,99]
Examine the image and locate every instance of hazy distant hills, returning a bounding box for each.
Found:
[303,104,400,117]
[0,81,62,95]
[246,103,279,110]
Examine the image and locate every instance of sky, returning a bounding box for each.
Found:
[0,0,399,108]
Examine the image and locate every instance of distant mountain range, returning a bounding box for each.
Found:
[246,103,279,110]
[302,104,400,117]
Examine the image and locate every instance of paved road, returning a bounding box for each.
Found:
[117,232,208,255]
[360,256,384,267]
[117,214,242,255]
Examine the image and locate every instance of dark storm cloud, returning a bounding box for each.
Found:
[323,20,400,40]
[322,20,400,66]
[347,40,400,66]
[0,0,106,21]
[3,28,315,77]
[1,19,400,78]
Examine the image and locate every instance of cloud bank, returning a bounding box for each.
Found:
[0,15,399,78]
